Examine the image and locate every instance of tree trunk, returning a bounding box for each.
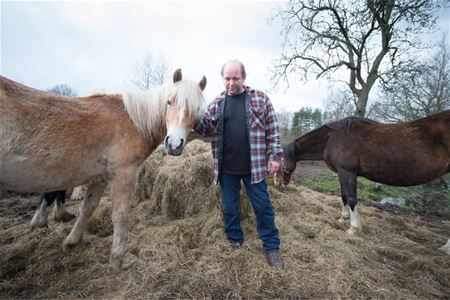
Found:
[356,91,370,117]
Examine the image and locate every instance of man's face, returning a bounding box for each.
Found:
[222,63,245,96]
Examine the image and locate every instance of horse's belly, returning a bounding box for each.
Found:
[361,163,448,186]
[0,153,104,192]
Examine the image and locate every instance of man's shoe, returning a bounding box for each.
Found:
[265,251,284,270]
[229,241,243,249]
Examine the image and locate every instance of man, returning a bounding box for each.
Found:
[195,59,284,270]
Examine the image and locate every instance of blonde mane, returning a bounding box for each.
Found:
[122,86,168,142]
[122,80,206,143]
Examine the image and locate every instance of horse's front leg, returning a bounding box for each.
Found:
[337,168,361,235]
[109,167,138,271]
[63,181,106,250]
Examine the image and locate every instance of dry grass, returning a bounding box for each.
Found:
[1,140,449,299]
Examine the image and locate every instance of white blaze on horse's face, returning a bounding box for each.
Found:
[164,94,192,156]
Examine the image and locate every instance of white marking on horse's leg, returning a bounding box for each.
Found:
[347,206,362,235]
[70,185,86,201]
[438,238,450,255]
[30,201,49,231]
[338,204,350,224]
[53,200,76,223]
[63,182,105,250]
[53,200,64,221]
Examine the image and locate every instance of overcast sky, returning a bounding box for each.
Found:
[1,1,449,112]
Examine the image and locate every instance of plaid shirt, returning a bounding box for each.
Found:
[194,86,282,184]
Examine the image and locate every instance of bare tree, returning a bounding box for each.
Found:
[272,0,445,117]
[372,34,450,122]
[131,53,170,91]
[47,84,77,96]
[276,109,293,145]
[323,86,358,122]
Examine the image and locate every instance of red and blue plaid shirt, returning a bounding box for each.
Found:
[194,86,282,184]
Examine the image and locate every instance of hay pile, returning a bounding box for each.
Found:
[0,140,449,299]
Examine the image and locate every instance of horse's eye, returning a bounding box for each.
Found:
[167,99,173,106]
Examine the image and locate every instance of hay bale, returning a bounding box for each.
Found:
[134,140,251,220]
[150,151,217,219]
[135,140,211,203]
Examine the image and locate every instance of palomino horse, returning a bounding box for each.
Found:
[280,111,450,238]
[0,69,207,270]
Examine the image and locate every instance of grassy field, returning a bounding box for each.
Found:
[296,171,450,213]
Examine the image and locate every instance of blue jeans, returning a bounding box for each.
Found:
[219,173,280,252]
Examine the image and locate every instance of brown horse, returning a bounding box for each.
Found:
[30,186,87,231]
[280,111,450,235]
[0,70,207,270]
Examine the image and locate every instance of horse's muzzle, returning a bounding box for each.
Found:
[164,136,185,156]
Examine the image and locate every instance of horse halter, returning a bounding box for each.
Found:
[274,156,290,186]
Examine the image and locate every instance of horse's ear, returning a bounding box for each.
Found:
[173,69,182,83]
[199,76,207,91]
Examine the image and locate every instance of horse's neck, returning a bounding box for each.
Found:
[122,88,168,144]
[295,126,330,160]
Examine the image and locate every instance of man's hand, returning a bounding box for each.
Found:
[267,160,280,174]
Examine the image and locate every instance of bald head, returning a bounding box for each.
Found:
[221,59,246,79]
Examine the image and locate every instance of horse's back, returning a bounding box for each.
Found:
[349,112,450,185]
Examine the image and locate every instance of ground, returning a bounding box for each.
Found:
[1,141,449,299]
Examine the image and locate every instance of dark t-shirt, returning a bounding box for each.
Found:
[222,92,251,175]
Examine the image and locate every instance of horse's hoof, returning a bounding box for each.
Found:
[346,227,361,235]
[438,246,450,255]
[29,221,48,232]
[30,211,48,232]
[121,253,138,269]
[62,236,82,251]
[62,242,72,252]
[337,217,346,224]
[111,253,137,271]
[438,239,450,255]
[56,211,76,223]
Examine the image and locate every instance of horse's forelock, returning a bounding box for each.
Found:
[172,80,206,119]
